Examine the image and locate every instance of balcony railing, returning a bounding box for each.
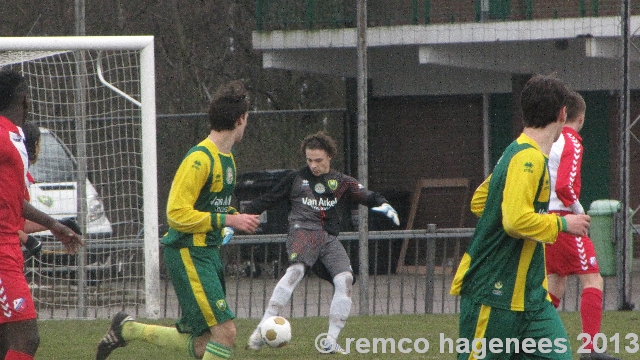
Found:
[255,0,635,31]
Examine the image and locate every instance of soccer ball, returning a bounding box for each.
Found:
[260,316,292,348]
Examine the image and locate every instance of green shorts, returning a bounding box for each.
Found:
[163,246,235,336]
[457,297,571,360]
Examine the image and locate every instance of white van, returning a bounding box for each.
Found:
[26,127,114,278]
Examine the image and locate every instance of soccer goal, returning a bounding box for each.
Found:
[0,37,160,320]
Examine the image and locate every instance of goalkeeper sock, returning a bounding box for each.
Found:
[202,341,231,359]
[122,321,193,355]
[5,350,33,360]
[580,287,603,351]
[258,263,304,329]
[327,271,353,341]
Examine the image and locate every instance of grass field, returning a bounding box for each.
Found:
[37,311,640,359]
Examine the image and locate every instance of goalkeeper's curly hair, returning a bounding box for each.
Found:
[300,131,337,158]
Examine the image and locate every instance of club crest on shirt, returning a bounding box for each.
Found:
[226,167,234,184]
[314,183,325,194]
[216,299,227,311]
[13,298,25,312]
[327,179,338,190]
[492,281,503,296]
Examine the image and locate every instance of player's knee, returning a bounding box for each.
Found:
[8,321,39,354]
[226,323,237,342]
[25,333,40,354]
[211,320,236,347]
[333,271,353,297]
[285,263,305,285]
[581,272,604,290]
[13,333,39,355]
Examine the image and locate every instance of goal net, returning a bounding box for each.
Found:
[0,37,160,320]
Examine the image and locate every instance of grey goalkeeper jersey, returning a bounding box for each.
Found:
[243,166,388,236]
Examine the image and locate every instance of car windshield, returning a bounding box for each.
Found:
[29,131,76,183]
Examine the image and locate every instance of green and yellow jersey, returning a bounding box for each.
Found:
[450,133,566,311]
[161,137,238,248]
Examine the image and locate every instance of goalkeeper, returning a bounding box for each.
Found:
[243,131,400,354]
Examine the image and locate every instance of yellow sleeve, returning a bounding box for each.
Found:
[501,149,561,244]
[166,151,215,234]
[470,174,491,218]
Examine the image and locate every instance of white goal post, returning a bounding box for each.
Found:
[0,36,160,320]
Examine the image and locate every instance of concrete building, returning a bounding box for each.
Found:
[252,1,640,235]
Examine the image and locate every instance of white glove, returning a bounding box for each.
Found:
[222,227,234,245]
[569,201,584,215]
[372,203,400,226]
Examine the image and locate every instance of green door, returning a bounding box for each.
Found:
[580,91,610,207]
[487,91,610,207]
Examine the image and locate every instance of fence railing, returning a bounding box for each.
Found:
[219,229,637,318]
[255,0,632,31]
[27,228,639,320]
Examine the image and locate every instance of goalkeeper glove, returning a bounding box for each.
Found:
[371,203,400,226]
[23,235,43,259]
[222,227,234,245]
[59,217,82,235]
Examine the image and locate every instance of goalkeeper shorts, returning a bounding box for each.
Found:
[286,228,352,280]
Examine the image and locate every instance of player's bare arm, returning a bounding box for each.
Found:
[22,199,84,253]
[23,219,47,233]
[225,213,260,234]
[562,213,590,237]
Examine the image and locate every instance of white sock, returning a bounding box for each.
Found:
[327,271,353,342]
[256,263,305,331]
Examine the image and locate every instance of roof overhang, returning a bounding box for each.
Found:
[253,16,640,96]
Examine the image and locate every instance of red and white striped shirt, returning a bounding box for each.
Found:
[0,116,28,242]
[548,126,583,214]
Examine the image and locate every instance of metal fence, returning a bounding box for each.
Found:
[27,227,638,321]
[199,229,639,319]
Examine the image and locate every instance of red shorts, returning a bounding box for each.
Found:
[545,231,600,277]
[0,244,37,323]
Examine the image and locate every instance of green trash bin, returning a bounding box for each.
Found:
[587,199,633,276]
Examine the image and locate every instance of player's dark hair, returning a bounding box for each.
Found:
[208,80,250,131]
[565,90,586,123]
[300,131,337,158]
[0,69,28,112]
[520,75,570,128]
[22,122,41,163]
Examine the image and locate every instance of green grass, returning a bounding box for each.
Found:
[36,311,640,359]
